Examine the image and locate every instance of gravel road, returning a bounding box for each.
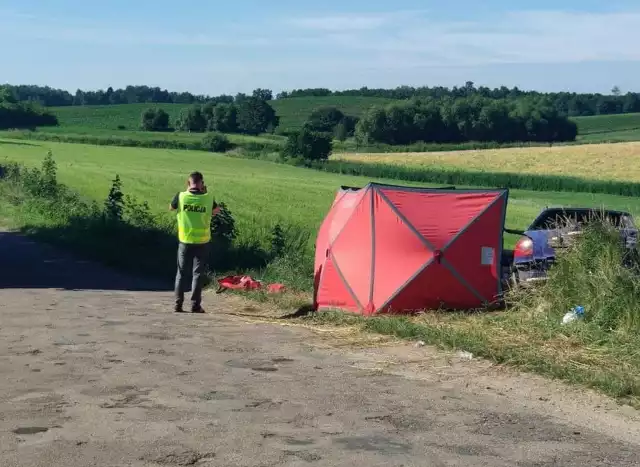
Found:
[1,230,640,466]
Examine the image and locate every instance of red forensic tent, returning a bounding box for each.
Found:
[313,183,509,315]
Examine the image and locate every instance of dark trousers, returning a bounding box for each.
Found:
[174,242,209,309]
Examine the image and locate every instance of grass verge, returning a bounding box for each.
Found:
[250,222,640,407]
[0,153,312,287]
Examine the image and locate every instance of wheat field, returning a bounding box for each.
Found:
[336,142,640,182]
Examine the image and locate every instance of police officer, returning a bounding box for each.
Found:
[169,171,220,313]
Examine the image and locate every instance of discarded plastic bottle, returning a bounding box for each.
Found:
[562,306,585,325]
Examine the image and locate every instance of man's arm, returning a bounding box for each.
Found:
[169,193,179,211]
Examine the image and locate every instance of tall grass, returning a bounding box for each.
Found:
[0,153,313,287]
[513,222,640,334]
[308,159,640,197]
[305,222,640,404]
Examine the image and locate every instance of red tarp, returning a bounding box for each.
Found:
[217,275,285,293]
[314,183,509,315]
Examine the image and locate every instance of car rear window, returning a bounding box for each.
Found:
[530,210,634,230]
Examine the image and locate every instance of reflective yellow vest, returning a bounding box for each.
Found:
[176,191,214,244]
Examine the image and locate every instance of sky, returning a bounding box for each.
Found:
[1,0,639,95]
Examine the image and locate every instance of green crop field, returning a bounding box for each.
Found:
[48,96,395,135]
[49,103,188,133]
[269,96,395,134]
[2,139,640,251]
[45,98,640,146]
[573,112,640,136]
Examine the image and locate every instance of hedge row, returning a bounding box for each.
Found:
[0,130,283,153]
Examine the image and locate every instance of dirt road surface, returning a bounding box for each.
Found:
[2,230,640,467]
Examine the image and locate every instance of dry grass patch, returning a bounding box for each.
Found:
[336,142,640,182]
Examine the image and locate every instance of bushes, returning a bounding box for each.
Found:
[176,98,279,135]
[236,97,280,135]
[140,108,170,131]
[282,126,333,162]
[176,105,207,132]
[1,85,58,129]
[304,106,359,140]
[0,103,58,130]
[201,132,231,153]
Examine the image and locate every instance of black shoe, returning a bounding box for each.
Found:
[191,306,205,314]
[174,305,185,313]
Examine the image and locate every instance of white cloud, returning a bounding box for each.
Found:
[286,15,388,31]
[2,8,640,66]
[285,9,640,65]
[284,10,428,32]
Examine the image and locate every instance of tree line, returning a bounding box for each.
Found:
[0,86,58,130]
[3,84,273,108]
[280,82,640,117]
[4,82,640,118]
[140,96,278,135]
[355,96,578,145]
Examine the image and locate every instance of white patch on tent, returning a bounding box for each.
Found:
[341,196,356,209]
[481,247,494,265]
[329,196,358,242]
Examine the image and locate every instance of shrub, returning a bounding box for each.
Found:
[201,132,231,152]
[334,122,348,142]
[176,105,207,132]
[124,195,156,229]
[140,108,170,132]
[104,175,125,222]
[236,97,279,135]
[271,224,286,258]
[209,202,238,271]
[0,101,58,130]
[306,106,345,133]
[283,126,333,162]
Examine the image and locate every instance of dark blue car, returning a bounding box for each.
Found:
[507,207,637,287]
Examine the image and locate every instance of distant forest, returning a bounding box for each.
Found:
[4,82,640,117]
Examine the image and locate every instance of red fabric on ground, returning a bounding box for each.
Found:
[217,276,286,294]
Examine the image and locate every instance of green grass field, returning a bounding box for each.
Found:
[573,112,640,141]
[48,96,395,135]
[270,96,395,134]
[3,139,640,250]
[45,98,640,144]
